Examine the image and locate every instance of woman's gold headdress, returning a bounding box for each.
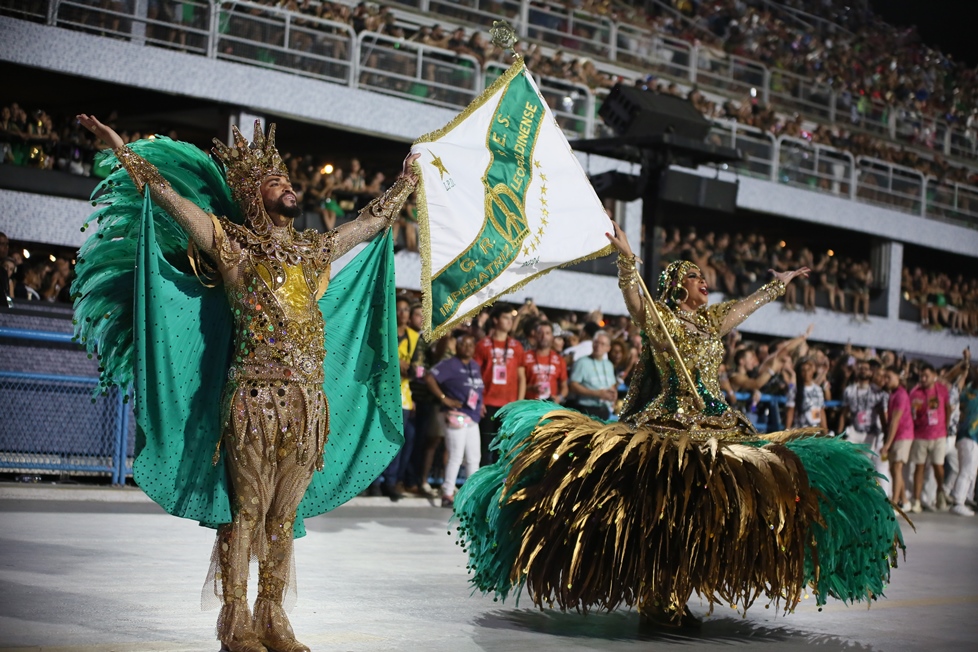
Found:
[657,260,697,309]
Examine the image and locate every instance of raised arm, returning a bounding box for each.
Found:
[331,153,420,260]
[77,114,217,257]
[606,222,645,326]
[709,267,810,336]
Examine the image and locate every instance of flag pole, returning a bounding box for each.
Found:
[633,270,706,412]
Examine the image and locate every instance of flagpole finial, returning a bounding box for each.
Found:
[490,20,519,59]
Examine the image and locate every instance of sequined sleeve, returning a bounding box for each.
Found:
[617,254,646,326]
[330,174,416,261]
[707,279,785,336]
[113,145,217,257]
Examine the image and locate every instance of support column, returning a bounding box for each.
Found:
[621,198,642,261]
[875,240,903,321]
[132,0,148,45]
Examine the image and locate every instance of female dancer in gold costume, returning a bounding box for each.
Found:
[454,224,904,627]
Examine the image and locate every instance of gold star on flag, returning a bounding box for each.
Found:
[540,198,548,207]
[537,227,545,236]
[541,209,549,218]
[541,216,549,226]
[533,160,542,169]
[541,185,548,194]
[539,173,548,182]
[428,150,449,179]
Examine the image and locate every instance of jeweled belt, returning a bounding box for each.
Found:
[226,360,324,385]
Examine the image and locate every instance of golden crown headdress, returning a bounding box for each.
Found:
[211,120,288,233]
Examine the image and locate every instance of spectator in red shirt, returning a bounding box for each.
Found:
[473,306,526,465]
[522,322,568,404]
[909,362,951,513]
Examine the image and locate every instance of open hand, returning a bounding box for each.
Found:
[769,267,811,285]
[76,114,124,150]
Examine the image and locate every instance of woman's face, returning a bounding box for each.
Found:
[681,266,709,308]
[456,335,475,359]
[799,360,815,382]
[609,342,624,365]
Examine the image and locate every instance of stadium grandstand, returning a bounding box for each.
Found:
[1,0,976,482]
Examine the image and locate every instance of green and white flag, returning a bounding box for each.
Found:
[412,58,614,340]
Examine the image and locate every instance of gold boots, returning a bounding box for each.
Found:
[217,525,267,652]
[253,518,310,652]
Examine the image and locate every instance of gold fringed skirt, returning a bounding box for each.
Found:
[454,402,904,618]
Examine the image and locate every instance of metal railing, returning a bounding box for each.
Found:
[708,119,778,181]
[216,1,357,86]
[925,179,978,227]
[768,68,836,122]
[776,135,855,199]
[856,158,925,216]
[643,34,694,83]
[486,62,595,140]
[538,76,593,140]
[0,328,132,484]
[422,0,522,33]
[358,31,482,110]
[55,0,213,55]
[0,0,51,22]
[525,1,612,59]
[695,49,769,104]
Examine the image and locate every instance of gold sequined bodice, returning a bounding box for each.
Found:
[658,305,726,397]
[216,218,335,384]
[619,279,785,438]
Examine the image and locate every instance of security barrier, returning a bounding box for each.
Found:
[0,327,133,484]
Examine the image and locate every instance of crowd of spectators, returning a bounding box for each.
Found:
[380,288,977,516]
[0,102,423,256]
[0,103,107,174]
[0,231,73,306]
[902,266,978,336]
[658,225,875,319]
[658,0,977,133]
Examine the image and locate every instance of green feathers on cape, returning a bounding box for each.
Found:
[73,138,403,534]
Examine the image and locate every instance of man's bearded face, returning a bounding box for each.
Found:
[260,175,301,219]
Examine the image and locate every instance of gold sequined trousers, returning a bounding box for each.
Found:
[209,378,328,645]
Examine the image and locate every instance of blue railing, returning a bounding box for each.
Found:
[0,328,132,484]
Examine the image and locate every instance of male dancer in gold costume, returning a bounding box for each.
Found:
[77,114,418,652]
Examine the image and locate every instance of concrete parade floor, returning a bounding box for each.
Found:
[0,485,976,652]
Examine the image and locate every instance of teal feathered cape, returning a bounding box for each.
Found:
[73,138,402,536]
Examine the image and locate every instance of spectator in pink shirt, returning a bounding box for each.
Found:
[908,362,951,513]
[881,366,914,510]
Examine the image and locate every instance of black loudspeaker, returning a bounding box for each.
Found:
[599,84,711,141]
[590,171,643,201]
[658,169,737,213]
